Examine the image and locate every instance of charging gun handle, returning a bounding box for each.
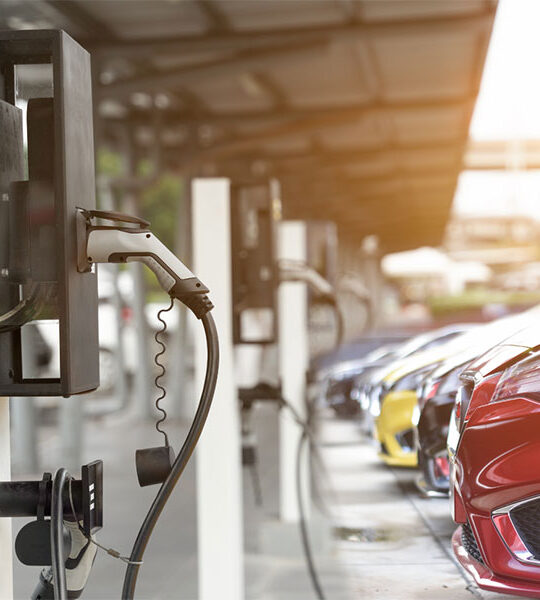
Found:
[87,229,212,318]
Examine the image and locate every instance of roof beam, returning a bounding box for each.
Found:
[106,96,472,127]
[97,37,325,98]
[88,9,496,58]
[282,176,456,205]
[197,0,232,31]
[170,138,465,177]
[205,138,463,168]
[44,0,117,40]
[279,166,460,186]
[247,72,288,108]
[173,115,467,167]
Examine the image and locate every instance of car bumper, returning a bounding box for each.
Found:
[376,390,418,467]
[453,526,540,599]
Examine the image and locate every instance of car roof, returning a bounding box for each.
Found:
[459,308,540,378]
[394,323,477,358]
[382,309,540,385]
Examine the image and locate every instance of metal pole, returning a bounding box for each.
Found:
[278,221,310,522]
[192,178,244,600]
[169,179,192,419]
[0,396,13,600]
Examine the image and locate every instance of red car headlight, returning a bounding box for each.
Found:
[491,351,540,403]
[455,382,474,432]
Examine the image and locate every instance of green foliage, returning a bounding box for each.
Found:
[139,173,184,294]
[95,147,185,298]
[97,148,123,177]
[428,289,540,316]
[139,173,183,251]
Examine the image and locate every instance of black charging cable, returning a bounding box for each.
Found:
[310,293,345,352]
[50,468,70,600]
[122,310,219,600]
[324,295,345,350]
[296,430,326,600]
[279,398,328,600]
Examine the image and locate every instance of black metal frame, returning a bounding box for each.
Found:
[0,460,103,536]
[0,30,99,397]
[230,180,279,345]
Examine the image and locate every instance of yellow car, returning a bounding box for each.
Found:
[375,342,469,468]
[374,308,540,468]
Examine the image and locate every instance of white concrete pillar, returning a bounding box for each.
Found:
[10,397,37,474]
[192,179,244,600]
[0,397,13,600]
[278,221,310,522]
[170,183,192,419]
[130,261,153,418]
[59,397,83,472]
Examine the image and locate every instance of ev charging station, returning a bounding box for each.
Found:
[0,30,100,399]
[0,30,220,600]
[0,29,100,599]
[0,26,342,600]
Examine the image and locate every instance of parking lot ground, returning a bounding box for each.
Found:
[11,403,524,600]
[318,416,523,600]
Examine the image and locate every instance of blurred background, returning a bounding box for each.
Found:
[3,1,540,599]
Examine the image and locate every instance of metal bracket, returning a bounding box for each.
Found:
[0,460,103,536]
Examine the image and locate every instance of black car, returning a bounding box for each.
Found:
[415,356,466,495]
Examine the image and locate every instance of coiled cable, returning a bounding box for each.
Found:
[153,297,175,446]
[122,310,219,600]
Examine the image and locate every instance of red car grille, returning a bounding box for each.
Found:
[511,500,540,560]
[462,522,484,565]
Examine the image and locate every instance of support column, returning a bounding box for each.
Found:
[59,397,83,472]
[97,176,129,411]
[129,260,153,417]
[362,235,382,330]
[121,132,152,419]
[10,397,37,474]
[0,397,13,600]
[192,179,244,600]
[169,180,192,419]
[278,221,310,522]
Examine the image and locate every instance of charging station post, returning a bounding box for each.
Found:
[278,221,310,522]
[192,178,244,600]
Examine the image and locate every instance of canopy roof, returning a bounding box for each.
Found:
[0,0,497,251]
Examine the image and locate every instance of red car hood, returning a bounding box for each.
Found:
[465,344,532,379]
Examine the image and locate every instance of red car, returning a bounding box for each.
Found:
[449,324,540,598]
